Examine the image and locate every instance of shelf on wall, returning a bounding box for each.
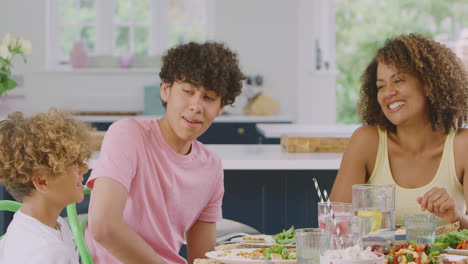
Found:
[44,65,160,74]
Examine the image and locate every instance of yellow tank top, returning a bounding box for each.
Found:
[367,128,465,227]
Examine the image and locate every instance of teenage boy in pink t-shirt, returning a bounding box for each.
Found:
[85,42,244,264]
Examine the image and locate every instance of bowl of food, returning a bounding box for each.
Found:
[320,245,384,264]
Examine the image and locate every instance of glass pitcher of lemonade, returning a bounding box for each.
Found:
[352,184,396,247]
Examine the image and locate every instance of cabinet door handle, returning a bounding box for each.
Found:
[237,127,245,135]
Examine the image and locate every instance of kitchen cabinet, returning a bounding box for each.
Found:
[223,170,336,235]
[90,121,288,144]
[198,122,283,144]
[0,145,341,249]
[0,169,337,251]
[82,115,293,144]
[0,187,14,235]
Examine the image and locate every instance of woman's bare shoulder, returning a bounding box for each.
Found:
[350,125,380,142]
[345,125,380,161]
[454,128,468,175]
[454,128,468,154]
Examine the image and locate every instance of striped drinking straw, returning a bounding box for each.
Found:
[313,178,328,215]
[313,178,324,203]
[323,189,343,248]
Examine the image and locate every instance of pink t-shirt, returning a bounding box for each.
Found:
[85,119,224,264]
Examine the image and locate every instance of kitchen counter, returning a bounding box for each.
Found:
[75,114,294,123]
[256,123,361,138]
[89,144,342,170]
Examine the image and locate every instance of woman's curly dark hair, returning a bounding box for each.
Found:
[359,33,467,133]
[159,42,245,107]
[0,109,94,201]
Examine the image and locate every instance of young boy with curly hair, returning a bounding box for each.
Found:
[86,42,244,264]
[0,110,94,263]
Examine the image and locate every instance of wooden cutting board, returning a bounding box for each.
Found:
[90,133,105,152]
[280,135,349,153]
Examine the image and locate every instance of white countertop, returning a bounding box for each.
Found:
[75,114,294,123]
[89,144,342,170]
[257,124,468,138]
[256,124,361,138]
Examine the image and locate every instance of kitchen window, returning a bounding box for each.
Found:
[324,0,468,124]
[46,0,213,70]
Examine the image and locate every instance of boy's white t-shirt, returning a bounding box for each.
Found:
[0,210,79,264]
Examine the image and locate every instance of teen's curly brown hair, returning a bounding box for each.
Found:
[159,42,245,107]
[0,109,94,201]
[359,33,468,133]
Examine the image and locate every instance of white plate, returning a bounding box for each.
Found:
[238,242,295,248]
[231,235,274,242]
[230,237,295,248]
[230,237,264,242]
[205,248,297,264]
[320,252,384,264]
[445,248,468,256]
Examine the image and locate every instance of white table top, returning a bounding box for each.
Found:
[89,144,342,170]
[256,124,361,138]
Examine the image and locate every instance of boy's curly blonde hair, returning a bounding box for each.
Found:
[0,109,94,201]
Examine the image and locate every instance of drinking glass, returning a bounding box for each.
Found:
[325,215,372,249]
[317,202,353,230]
[405,214,438,244]
[295,228,330,264]
[352,184,396,247]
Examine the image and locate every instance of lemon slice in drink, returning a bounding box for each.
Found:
[358,210,382,232]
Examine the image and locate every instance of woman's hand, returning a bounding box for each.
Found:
[416,187,460,223]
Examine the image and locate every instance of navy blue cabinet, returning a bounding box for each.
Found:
[90,120,290,144]
[1,169,337,236]
[0,186,14,235]
[198,122,261,144]
[222,170,337,235]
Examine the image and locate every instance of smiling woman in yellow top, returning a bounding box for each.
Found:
[330,33,468,228]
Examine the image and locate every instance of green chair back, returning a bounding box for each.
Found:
[66,188,93,264]
[0,200,22,239]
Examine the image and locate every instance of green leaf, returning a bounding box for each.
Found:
[0,77,17,96]
[0,82,7,96]
[275,226,296,245]
[406,253,414,262]
[5,78,17,89]
[427,243,448,255]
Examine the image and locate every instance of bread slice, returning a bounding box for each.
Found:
[270,253,283,260]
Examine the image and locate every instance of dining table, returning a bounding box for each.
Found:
[194,221,463,264]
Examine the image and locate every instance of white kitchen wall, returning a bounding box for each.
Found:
[0,0,336,123]
[213,0,298,120]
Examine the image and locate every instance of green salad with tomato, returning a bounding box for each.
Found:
[435,229,468,249]
[372,243,448,264]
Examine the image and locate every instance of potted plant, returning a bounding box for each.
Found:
[0,33,32,96]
